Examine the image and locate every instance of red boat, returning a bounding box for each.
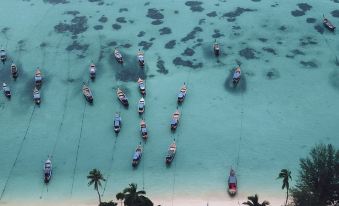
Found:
[228,169,237,195]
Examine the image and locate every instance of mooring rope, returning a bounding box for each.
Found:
[0,105,36,200]
[70,99,87,197]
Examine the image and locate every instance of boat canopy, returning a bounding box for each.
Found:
[178,92,184,98]
[138,55,144,61]
[228,176,237,184]
[114,120,120,127]
[171,119,178,124]
[233,72,241,79]
[34,93,40,98]
[133,151,141,160]
[141,127,147,133]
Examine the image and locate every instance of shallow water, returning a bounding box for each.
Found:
[0,0,339,205]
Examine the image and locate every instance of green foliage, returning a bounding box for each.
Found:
[87,169,106,203]
[116,183,153,206]
[242,194,270,206]
[277,169,292,206]
[99,201,117,206]
[291,144,339,206]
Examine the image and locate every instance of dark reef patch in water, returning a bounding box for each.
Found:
[120,43,132,48]
[232,25,241,30]
[279,26,287,31]
[151,20,163,25]
[93,25,103,30]
[181,26,203,42]
[206,11,217,17]
[43,0,69,4]
[119,8,128,13]
[40,42,48,48]
[116,17,127,23]
[107,41,117,47]
[156,57,168,74]
[111,53,147,82]
[159,27,172,35]
[165,40,176,49]
[300,60,318,68]
[314,25,324,34]
[299,36,317,46]
[212,29,224,38]
[265,68,280,80]
[222,7,256,22]
[64,10,79,16]
[239,48,258,59]
[138,41,153,50]
[137,31,145,37]
[199,19,205,25]
[98,15,108,23]
[306,18,316,23]
[182,48,195,56]
[185,1,204,12]
[66,41,89,51]
[112,24,121,30]
[146,8,164,19]
[331,10,339,18]
[149,37,155,41]
[54,16,88,36]
[298,3,312,12]
[224,67,246,94]
[329,70,339,91]
[262,47,277,55]
[173,57,203,69]
[286,49,305,58]
[17,40,26,52]
[291,10,305,17]
[258,38,268,42]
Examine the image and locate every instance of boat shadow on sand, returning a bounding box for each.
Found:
[224,68,246,94]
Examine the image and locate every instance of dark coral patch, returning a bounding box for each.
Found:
[265,68,280,80]
[138,41,153,50]
[156,57,168,74]
[299,36,317,46]
[120,43,132,48]
[137,31,145,37]
[119,8,128,13]
[66,41,89,51]
[239,48,258,59]
[43,0,69,4]
[93,25,103,30]
[185,1,204,12]
[159,27,172,35]
[98,15,108,23]
[300,60,318,68]
[107,41,117,47]
[286,49,305,58]
[54,16,88,36]
[331,10,339,17]
[306,18,316,23]
[181,48,195,56]
[222,7,256,21]
[173,57,203,68]
[181,26,203,42]
[258,38,268,42]
[291,10,304,17]
[262,47,277,55]
[314,25,324,34]
[165,40,176,49]
[151,20,163,25]
[206,11,217,17]
[212,29,224,38]
[279,26,287,31]
[112,24,121,30]
[146,8,164,19]
[116,17,127,23]
[64,10,79,16]
[298,3,312,12]
[329,70,339,91]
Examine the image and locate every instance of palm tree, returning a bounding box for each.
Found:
[116,192,124,206]
[277,169,292,206]
[243,194,270,206]
[87,169,106,204]
[117,183,153,206]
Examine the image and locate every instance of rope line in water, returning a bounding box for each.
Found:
[70,100,87,197]
[101,136,118,196]
[0,105,36,200]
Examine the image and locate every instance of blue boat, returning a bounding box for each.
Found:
[113,113,122,133]
[43,158,52,184]
[132,144,143,167]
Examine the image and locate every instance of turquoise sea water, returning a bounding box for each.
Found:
[0,0,339,205]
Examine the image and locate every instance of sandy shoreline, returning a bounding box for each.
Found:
[0,193,286,206]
